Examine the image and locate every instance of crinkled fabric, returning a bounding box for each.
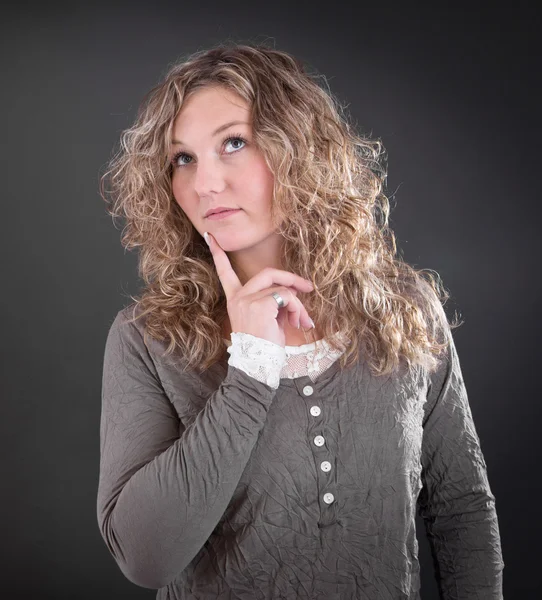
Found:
[96,304,504,599]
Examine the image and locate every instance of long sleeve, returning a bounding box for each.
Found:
[96,311,281,589]
[417,328,505,599]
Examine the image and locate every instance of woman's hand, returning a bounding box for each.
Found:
[204,231,314,348]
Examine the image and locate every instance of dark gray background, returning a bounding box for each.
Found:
[1,1,539,598]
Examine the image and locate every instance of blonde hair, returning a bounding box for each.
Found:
[100,40,462,377]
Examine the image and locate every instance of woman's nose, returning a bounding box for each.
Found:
[193,156,226,196]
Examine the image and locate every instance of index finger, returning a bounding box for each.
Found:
[204,231,242,299]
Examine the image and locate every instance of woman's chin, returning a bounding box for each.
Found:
[205,232,245,252]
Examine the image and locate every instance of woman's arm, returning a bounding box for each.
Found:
[96,310,280,589]
[417,328,505,599]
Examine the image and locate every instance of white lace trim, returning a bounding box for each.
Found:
[225,331,348,389]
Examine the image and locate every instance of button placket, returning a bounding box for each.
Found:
[301,383,336,518]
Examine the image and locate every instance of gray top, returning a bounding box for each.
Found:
[97,304,504,599]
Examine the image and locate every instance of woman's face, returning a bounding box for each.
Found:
[170,85,277,252]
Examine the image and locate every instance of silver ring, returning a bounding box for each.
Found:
[271,292,286,308]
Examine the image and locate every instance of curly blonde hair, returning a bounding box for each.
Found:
[100,40,461,377]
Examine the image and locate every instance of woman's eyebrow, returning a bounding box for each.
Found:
[171,120,249,146]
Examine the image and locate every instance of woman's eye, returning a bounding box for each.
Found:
[171,135,247,169]
[175,153,192,167]
[224,137,246,152]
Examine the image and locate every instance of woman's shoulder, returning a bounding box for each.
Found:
[108,301,197,372]
[105,301,141,342]
[113,301,147,329]
[104,302,153,354]
[398,272,448,325]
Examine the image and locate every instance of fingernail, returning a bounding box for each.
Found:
[309,318,315,329]
[203,232,210,246]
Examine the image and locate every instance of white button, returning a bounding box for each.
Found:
[310,406,321,417]
[303,385,314,396]
[314,435,325,447]
[323,492,335,504]
[320,461,331,472]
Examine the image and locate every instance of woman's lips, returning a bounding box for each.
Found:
[206,209,242,220]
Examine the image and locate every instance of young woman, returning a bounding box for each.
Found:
[97,42,504,599]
